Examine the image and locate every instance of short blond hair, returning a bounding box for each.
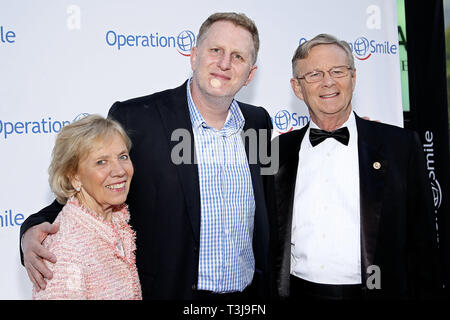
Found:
[196,12,259,64]
[48,114,132,204]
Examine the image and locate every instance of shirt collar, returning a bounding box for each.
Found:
[306,111,357,148]
[309,110,356,131]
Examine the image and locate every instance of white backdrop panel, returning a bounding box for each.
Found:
[0,0,400,299]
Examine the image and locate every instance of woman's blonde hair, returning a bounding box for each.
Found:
[48,114,132,204]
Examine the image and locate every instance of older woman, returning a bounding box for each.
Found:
[32,114,141,300]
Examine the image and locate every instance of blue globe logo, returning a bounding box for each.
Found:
[353,37,371,60]
[177,30,196,56]
[73,113,89,122]
[274,110,291,131]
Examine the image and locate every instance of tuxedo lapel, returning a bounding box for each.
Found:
[275,125,308,297]
[155,82,201,245]
[356,115,387,283]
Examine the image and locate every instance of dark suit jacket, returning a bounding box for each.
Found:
[274,113,439,299]
[20,81,277,300]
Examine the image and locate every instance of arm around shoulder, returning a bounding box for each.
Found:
[19,199,63,263]
[20,200,62,239]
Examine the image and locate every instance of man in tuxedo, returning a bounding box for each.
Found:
[275,33,439,299]
[20,12,276,300]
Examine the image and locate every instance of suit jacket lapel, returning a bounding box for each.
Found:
[275,125,308,297]
[240,108,272,282]
[242,111,266,231]
[242,111,262,207]
[356,114,387,284]
[156,81,201,245]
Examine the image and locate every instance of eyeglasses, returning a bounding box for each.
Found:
[296,65,353,83]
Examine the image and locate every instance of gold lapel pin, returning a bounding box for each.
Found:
[373,161,381,170]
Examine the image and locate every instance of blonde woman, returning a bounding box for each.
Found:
[32,115,141,300]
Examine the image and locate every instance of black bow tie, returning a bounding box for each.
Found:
[309,127,350,147]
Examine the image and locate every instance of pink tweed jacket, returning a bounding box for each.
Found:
[32,197,142,300]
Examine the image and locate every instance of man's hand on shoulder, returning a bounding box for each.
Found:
[22,222,59,291]
[362,116,381,123]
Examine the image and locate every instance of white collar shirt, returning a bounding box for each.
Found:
[291,112,361,284]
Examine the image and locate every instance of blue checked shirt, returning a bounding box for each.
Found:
[186,80,256,293]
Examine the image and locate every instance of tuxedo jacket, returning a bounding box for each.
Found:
[20,81,277,300]
[274,113,439,299]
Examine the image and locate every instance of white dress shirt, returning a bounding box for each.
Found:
[291,112,361,284]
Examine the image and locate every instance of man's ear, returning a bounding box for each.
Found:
[351,68,357,91]
[244,65,257,86]
[290,78,305,101]
[190,46,198,72]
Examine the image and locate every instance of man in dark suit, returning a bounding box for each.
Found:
[20,12,276,300]
[275,33,439,300]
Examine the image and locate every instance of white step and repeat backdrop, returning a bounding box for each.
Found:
[0,0,401,299]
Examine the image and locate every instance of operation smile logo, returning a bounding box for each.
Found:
[105,29,196,56]
[349,36,397,60]
[423,131,442,210]
[423,130,442,245]
[298,36,398,61]
[273,110,309,134]
[0,113,89,140]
